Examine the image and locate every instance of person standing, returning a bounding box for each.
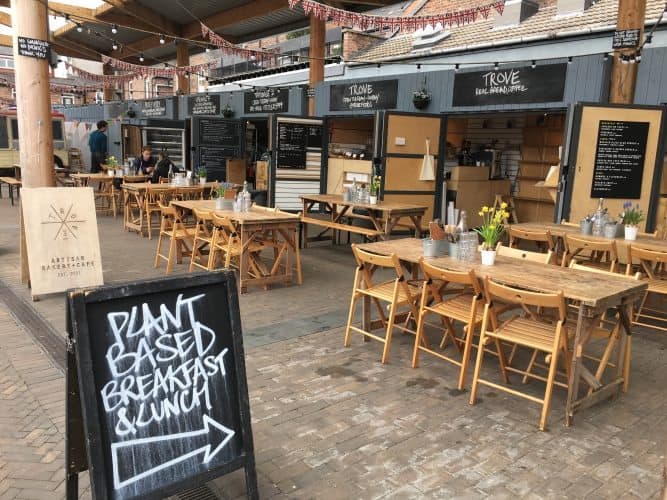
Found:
[88,120,108,173]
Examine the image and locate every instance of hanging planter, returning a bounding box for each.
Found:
[412,89,431,110]
[222,105,235,118]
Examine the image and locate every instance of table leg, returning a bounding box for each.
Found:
[618,304,634,393]
[302,199,308,249]
[565,306,586,426]
[239,225,249,293]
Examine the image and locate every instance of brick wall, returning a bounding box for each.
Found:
[342,30,384,61]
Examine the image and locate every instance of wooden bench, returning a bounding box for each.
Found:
[0,177,21,206]
[300,215,383,246]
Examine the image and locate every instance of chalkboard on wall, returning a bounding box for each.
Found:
[192,117,243,160]
[590,120,649,199]
[330,80,398,111]
[277,122,307,168]
[66,272,257,500]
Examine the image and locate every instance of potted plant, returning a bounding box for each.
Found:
[621,201,644,240]
[474,203,510,265]
[369,175,381,204]
[197,166,207,184]
[222,105,234,118]
[213,185,234,210]
[412,88,431,110]
[106,155,118,176]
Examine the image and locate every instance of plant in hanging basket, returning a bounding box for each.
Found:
[222,105,234,118]
[412,88,431,110]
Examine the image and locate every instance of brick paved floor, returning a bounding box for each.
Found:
[0,195,665,499]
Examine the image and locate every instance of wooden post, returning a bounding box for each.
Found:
[609,0,646,104]
[308,15,325,116]
[176,42,189,95]
[103,65,115,102]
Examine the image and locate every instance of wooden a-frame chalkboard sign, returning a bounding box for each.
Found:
[65,271,258,500]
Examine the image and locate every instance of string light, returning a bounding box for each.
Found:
[112,41,118,51]
[76,23,83,33]
[603,53,609,61]
[111,24,118,34]
[159,35,166,44]
[454,63,459,72]
[493,62,499,71]
[139,53,145,62]
[531,60,536,69]
[567,56,572,64]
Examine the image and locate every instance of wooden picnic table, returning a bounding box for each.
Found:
[356,237,648,425]
[171,200,302,293]
[511,222,667,255]
[300,194,427,247]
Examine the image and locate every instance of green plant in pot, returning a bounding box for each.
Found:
[369,175,381,204]
[213,185,234,210]
[197,166,207,184]
[222,105,234,118]
[621,201,644,240]
[412,88,431,110]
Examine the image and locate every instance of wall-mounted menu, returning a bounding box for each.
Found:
[330,80,398,111]
[277,122,307,169]
[198,146,227,182]
[307,126,323,149]
[590,120,649,199]
[244,88,289,113]
[192,117,243,159]
[188,94,220,116]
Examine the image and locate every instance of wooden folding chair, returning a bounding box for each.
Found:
[93,178,117,217]
[412,259,491,390]
[496,243,555,265]
[560,219,579,228]
[344,244,421,364]
[562,233,618,271]
[209,213,266,276]
[469,277,569,431]
[145,186,169,239]
[508,226,554,252]
[189,208,216,272]
[154,202,194,274]
[627,244,667,332]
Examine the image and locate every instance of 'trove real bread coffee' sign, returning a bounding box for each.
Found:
[330,80,398,111]
[67,272,258,500]
[452,63,567,106]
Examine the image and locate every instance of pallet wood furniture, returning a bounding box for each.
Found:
[626,244,667,332]
[300,194,427,248]
[170,200,302,293]
[355,237,647,425]
[470,277,570,431]
[344,244,421,364]
[0,176,21,205]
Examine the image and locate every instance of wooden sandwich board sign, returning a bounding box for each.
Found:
[21,187,103,298]
[65,271,258,500]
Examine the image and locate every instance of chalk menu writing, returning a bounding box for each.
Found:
[330,80,398,111]
[192,117,242,159]
[591,120,649,199]
[198,146,227,181]
[17,36,50,59]
[277,122,307,168]
[244,88,289,113]
[188,94,220,116]
[452,63,567,106]
[140,99,167,118]
[612,29,640,49]
[68,272,257,500]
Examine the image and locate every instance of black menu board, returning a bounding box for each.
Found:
[192,117,243,159]
[140,99,167,118]
[66,272,257,500]
[188,94,220,116]
[244,88,289,113]
[17,36,50,59]
[277,122,307,169]
[330,80,398,111]
[612,29,640,49]
[452,63,567,107]
[591,120,649,199]
[198,146,227,182]
[307,125,323,149]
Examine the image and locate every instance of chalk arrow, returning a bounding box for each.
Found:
[111,415,235,490]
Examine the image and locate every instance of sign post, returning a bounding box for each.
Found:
[66,271,258,500]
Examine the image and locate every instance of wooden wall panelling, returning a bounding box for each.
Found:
[385,114,441,155]
[384,156,436,191]
[326,158,372,194]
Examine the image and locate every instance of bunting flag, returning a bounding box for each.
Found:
[201,24,277,60]
[66,62,135,87]
[287,0,505,32]
[101,55,214,77]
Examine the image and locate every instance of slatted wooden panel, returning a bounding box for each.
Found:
[275,180,320,211]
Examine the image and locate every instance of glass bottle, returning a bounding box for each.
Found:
[242,181,252,212]
[456,210,468,234]
[593,198,605,236]
[168,162,174,184]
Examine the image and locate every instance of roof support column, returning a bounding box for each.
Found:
[308,14,325,115]
[175,42,189,95]
[609,0,646,104]
[103,65,115,102]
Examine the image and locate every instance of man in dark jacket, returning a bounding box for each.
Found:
[88,120,107,173]
[151,151,179,183]
[133,146,156,175]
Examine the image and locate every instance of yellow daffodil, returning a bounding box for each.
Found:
[501,202,508,209]
[478,211,483,216]
[482,206,489,213]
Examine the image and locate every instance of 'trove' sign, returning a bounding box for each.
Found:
[67,272,257,500]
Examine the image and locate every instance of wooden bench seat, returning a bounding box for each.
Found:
[300,215,383,239]
[0,177,21,206]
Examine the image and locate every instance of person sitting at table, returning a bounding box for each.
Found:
[133,146,155,175]
[151,151,180,183]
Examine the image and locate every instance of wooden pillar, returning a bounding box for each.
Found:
[609,0,646,104]
[175,42,189,95]
[103,65,115,102]
[308,15,325,116]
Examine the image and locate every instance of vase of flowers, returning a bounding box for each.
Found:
[197,166,207,184]
[106,155,118,176]
[412,89,431,110]
[369,175,381,204]
[474,203,510,265]
[621,201,644,240]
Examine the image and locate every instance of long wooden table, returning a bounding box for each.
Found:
[356,238,648,425]
[300,194,427,247]
[171,200,302,293]
[511,222,667,256]
[121,181,215,235]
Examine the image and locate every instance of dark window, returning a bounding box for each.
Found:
[52,120,64,140]
[0,118,8,148]
[10,118,18,140]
